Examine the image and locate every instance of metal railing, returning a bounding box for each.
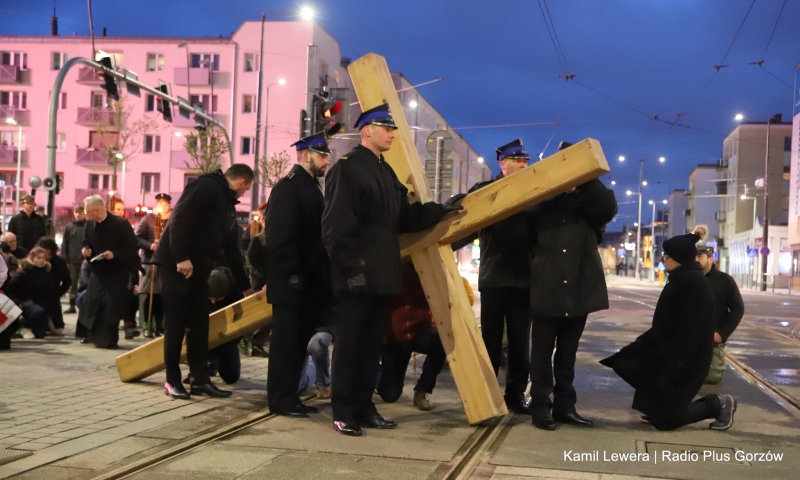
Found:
[734,274,794,294]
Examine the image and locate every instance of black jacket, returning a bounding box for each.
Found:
[48,254,72,298]
[153,170,249,292]
[83,213,140,279]
[5,259,62,319]
[528,179,617,318]
[263,164,333,307]
[601,262,714,416]
[452,174,534,291]
[322,145,447,294]
[135,212,167,263]
[62,219,86,265]
[705,265,744,342]
[8,211,46,252]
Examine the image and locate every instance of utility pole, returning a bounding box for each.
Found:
[760,115,780,291]
[251,13,266,208]
[635,159,644,281]
[86,0,96,59]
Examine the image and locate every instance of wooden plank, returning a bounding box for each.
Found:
[348,53,508,423]
[399,139,610,256]
[115,292,272,383]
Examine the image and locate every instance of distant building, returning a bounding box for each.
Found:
[788,101,800,288]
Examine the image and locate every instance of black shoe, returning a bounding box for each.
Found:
[297,404,319,414]
[333,421,363,436]
[271,405,309,418]
[63,306,77,314]
[505,397,532,415]
[182,375,192,385]
[124,328,141,340]
[553,411,594,427]
[710,394,737,431]
[639,415,651,424]
[190,383,232,398]
[357,414,397,429]
[532,414,556,431]
[99,344,119,350]
[164,382,190,400]
[80,338,90,344]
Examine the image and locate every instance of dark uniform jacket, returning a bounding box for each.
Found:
[48,254,72,298]
[528,179,617,318]
[135,212,167,263]
[8,211,46,252]
[153,170,249,292]
[706,265,744,342]
[322,145,447,295]
[452,173,534,291]
[601,262,714,417]
[5,260,61,318]
[62,219,86,265]
[263,164,333,307]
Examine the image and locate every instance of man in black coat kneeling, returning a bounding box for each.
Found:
[600,233,737,431]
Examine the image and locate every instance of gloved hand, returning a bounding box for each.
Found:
[442,193,467,213]
[346,273,368,294]
[288,275,304,291]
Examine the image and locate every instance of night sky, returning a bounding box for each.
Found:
[2,0,799,228]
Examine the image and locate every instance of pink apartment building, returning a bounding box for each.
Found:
[0,18,487,234]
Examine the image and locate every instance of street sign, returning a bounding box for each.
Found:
[747,248,758,258]
[624,242,636,251]
[425,159,453,173]
[426,130,454,156]
[761,247,770,256]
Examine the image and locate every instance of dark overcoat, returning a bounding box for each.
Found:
[527,179,617,318]
[600,261,715,417]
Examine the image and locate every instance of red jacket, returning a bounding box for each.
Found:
[386,263,434,344]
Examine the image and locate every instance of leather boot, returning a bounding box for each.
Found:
[64,298,77,314]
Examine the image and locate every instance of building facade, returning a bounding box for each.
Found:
[667,189,688,238]
[685,164,723,243]
[788,101,800,287]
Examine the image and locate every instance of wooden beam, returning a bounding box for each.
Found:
[399,140,609,257]
[349,53,508,423]
[115,292,272,383]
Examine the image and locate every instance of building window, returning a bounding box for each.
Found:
[243,53,258,72]
[190,53,220,71]
[184,173,199,186]
[57,133,66,152]
[785,137,792,152]
[0,131,25,149]
[189,94,218,113]
[143,135,161,153]
[0,51,28,70]
[51,52,68,70]
[90,91,106,108]
[242,95,254,113]
[241,137,255,155]
[145,94,156,112]
[141,173,160,193]
[0,91,27,110]
[89,174,112,190]
[146,53,164,72]
[0,171,19,189]
[52,92,67,110]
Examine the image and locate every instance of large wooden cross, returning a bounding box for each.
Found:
[115,53,609,425]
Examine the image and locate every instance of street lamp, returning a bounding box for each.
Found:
[740,193,758,287]
[260,78,287,203]
[623,157,666,280]
[178,43,190,101]
[300,6,315,20]
[618,156,625,162]
[734,113,744,121]
[168,131,183,195]
[5,118,21,210]
[409,100,418,109]
[477,156,484,163]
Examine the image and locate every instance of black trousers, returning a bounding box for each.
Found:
[649,394,721,431]
[138,293,164,333]
[331,293,390,423]
[480,288,531,400]
[267,304,318,412]
[377,327,447,403]
[530,314,587,415]
[161,266,211,386]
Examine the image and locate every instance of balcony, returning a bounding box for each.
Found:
[77,107,120,127]
[75,147,109,166]
[170,150,195,169]
[715,211,726,222]
[0,145,26,165]
[0,65,19,83]
[77,66,104,84]
[173,67,211,86]
[75,188,111,205]
[0,106,30,126]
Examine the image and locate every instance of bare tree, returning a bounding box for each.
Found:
[254,150,292,201]
[95,93,162,191]
[183,126,230,173]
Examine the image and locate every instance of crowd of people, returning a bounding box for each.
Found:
[0,104,744,439]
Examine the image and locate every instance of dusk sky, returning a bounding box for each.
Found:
[2,0,799,227]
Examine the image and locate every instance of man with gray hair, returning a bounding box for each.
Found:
[77,195,139,348]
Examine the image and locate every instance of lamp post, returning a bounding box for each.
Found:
[740,193,758,287]
[178,43,190,102]
[5,118,22,211]
[260,79,286,203]
[648,199,668,282]
[168,131,182,195]
[621,155,665,281]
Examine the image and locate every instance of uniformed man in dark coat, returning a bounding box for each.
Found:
[262,128,336,417]
[452,139,535,414]
[601,234,737,431]
[77,195,139,349]
[154,165,253,400]
[322,104,464,436]
[136,193,171,336]
[695,244,744,384]
[527,141,617,430]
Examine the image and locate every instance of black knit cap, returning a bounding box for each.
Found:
[208,269,230,299]
[662,233,701,264]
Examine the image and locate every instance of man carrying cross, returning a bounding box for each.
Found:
[322,104,465,437]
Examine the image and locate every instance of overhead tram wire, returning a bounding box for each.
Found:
[762,0,788,59]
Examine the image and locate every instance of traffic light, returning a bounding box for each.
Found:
[314,89,342,133]
[98,56,119,101]
[156,81,172,122]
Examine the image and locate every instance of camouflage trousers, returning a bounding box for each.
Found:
[705,342,726,384]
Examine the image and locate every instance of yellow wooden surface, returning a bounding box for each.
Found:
[115,292,272,383]
[348,53,508,423]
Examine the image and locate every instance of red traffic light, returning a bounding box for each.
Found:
[324,101,342,118]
